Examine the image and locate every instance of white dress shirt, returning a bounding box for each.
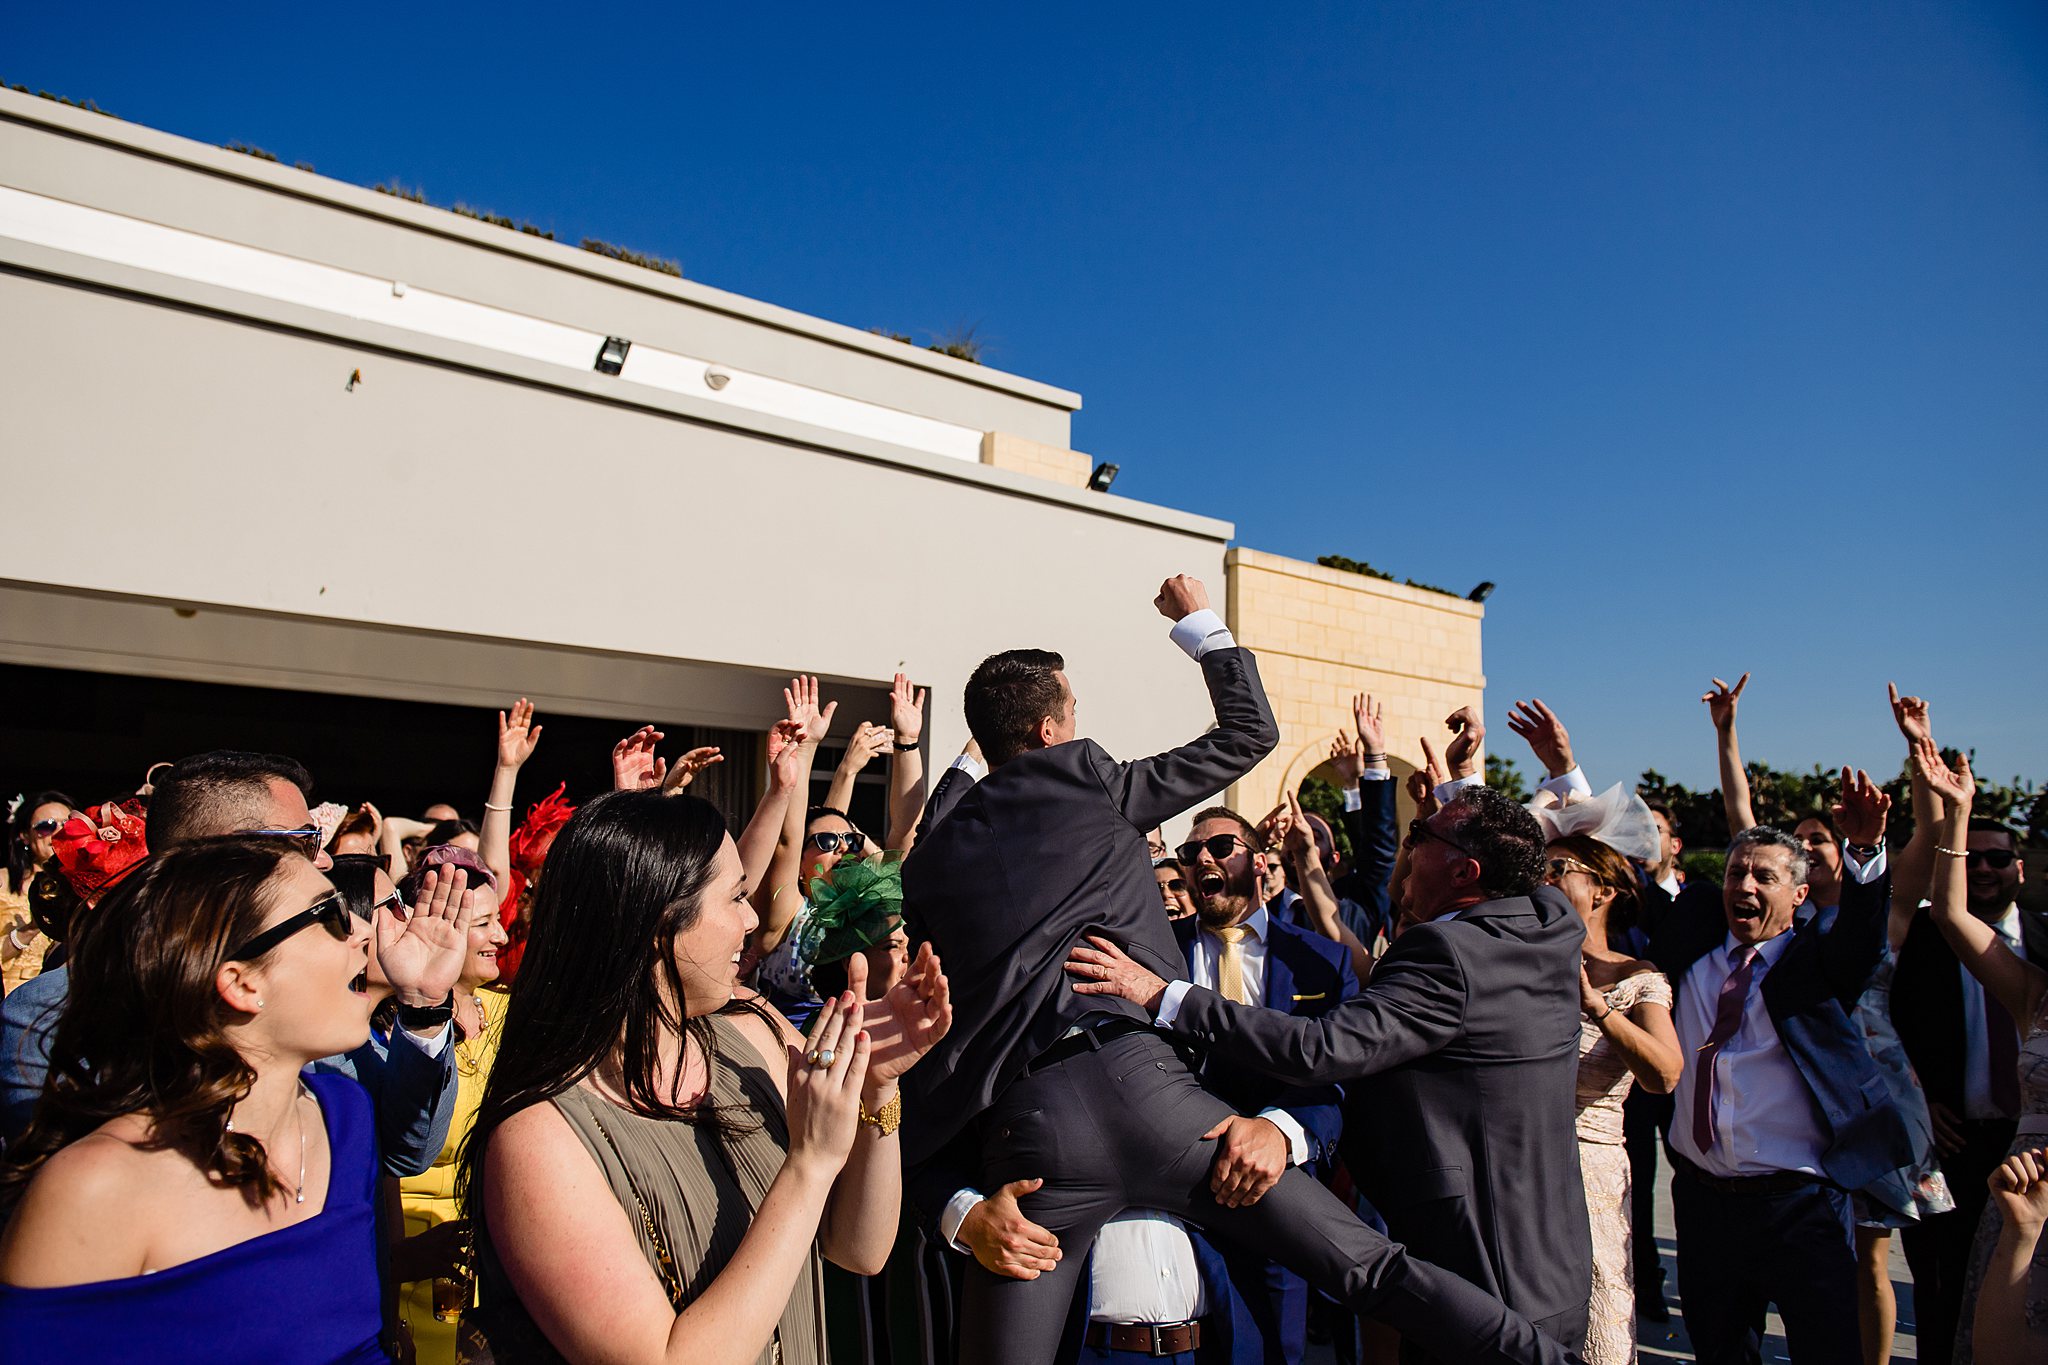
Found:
[1668,847,1886,1177]
[1961,902,2029,1119]
[1183,905,1311,1165]
[1088,1212,1208,1324]
[1433,765,1591,807]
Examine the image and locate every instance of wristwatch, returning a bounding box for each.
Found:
[893,736,921,752]
[396,995,456,1030]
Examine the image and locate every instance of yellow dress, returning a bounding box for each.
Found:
[0,886,49,996]
[397,991,505,1365]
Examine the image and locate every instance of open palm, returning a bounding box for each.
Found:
[849,943,952,1086]
[382,867,471,1004]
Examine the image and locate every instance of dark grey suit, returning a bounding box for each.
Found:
[1166,886,1595,1355]
[902,645,1577,1365]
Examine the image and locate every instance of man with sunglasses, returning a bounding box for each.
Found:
[0,751,462,1179]
[1894,813,2048,1364]
[904,576,1575,1365]
[1071,785,1595,1361]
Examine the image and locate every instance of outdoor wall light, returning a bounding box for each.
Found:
[704,366,731,391]
[1087,462,1120,492]
[595,335,632,375]
[1467,581,1495,603]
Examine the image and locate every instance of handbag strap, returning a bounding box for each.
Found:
[583,1104,684,1306]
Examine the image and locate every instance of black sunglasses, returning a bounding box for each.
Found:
[228,891,354,962]
[1160,876,1188,892]
[30,818,65,837]
[243,825,326,862]
[807,830,868,856]
[1175,834,1251,865]
[331,851,392,874]
[1405,818,1474,858]
[1967,849,2018,870]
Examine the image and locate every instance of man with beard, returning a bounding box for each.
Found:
[1893,812,2048,1365]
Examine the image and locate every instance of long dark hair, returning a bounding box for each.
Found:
[459,791,759,1221]
[8,789,74,895]
[0,837,303,1214]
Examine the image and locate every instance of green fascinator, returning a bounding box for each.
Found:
[800,854,905,971]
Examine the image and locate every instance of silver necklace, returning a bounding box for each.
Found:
[227,1079,311,1204]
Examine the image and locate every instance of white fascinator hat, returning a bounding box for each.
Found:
[1528,783,1661,863]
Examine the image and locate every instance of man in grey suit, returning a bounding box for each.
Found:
[903,575,1576,1365]
[1073,784,1595,1357]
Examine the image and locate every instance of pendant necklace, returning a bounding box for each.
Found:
[227,1079,311,1204]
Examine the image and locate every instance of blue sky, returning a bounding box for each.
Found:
[8,2,2045,790]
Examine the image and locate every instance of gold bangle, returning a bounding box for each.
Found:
[858,1090,902,1137]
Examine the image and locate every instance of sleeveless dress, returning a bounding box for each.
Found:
[397,995,506,1365]
[0,1070,386,1363]
[472,1013,829,1364]
[1953,986,2048,1361]
[1574,968,1674,1365]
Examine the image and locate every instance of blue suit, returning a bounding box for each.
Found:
[1173,912,1360,1365]
[0,963,456,1176]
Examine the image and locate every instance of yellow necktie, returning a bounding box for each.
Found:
[1215,924,1251,1005]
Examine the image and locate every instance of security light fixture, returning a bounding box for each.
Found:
[595,335,632,375]
[1087,462,1120,492]
[1467,581,1495,603]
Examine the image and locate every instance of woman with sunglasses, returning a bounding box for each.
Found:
[1543,833,1680,1365]
[2,792,75,995]
[0,836,389,1362]
[754,806,876,1030]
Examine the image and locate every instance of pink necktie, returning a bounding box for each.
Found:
[1691,945,1760,1153]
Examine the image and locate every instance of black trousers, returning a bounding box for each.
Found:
[1622,1087,1672,1289]
[1669,1161,1858,1365]
[1898,1117,2015,1365]
[959,1030,1577,1365]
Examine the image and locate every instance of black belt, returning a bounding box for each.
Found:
[1669,1148,1831,1197]
[1024,1016,1154,1075]
[1083,1319,1204,1355]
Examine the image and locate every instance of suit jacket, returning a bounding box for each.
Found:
[1649,871,1915,1191]
[1890,900,2048,1116]
[1172,913,1357,1167]
[1334,778,1399,947]
[0,962,457,1176]
[1165,886,1593,1329]
[900,645,1277,1168]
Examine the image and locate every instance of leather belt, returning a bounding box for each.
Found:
[1669,1148,1829,1197]
[1024,1015,1154,1075]
[1083,1319,1203,1355]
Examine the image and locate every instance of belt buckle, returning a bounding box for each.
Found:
[1148,1324,1169,1355]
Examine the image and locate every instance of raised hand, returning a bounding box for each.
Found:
[1987,1147,2048,1236]
[610,725,668,792]
[1913,738,1975,812]
[1204,1115,1289,1208]
[1831,766,1892,847]
[1281,789,1317,867]
[383,866,471,1009]
[766,720,808,793]
[1418,735,1449,793]
[1352,692,1387,760]
[838,722,891,777]
[1888,683,1932,745]
[1329,730,1364,786]
[782,993,869,1179]
[784,675,839,750]
[1443,706,1484,779]
[1154,574,1210,621]
[661,746,724,794]
[1066,935,1169,1012]
[851,942,952,1087]
[1406,767,1439,818]
[497,698,543,770]
[1702,674,1749,732]
[1507,698,1575,778]
[889,673,927,746]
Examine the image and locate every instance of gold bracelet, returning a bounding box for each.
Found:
[858,1090,902,1137]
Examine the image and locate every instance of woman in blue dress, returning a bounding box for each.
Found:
[0,836,392,1363]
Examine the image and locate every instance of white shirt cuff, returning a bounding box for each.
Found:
[1256,1107,1312,1166]
[940,1188,985,1254]
[1433,773,1484,805]
[399,1023,451,1059]
[1342,786,1363,811]
[1169,608,1236,661]
[1842,844,1888,884]
[1537,766,1592,801]
[1155,979,1195,1026]
[1360,768,1393,782]
[948,753,987,783]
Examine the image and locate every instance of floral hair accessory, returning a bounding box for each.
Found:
[309,802,348,850]
[800,853,904,971]
[52,800,150,903]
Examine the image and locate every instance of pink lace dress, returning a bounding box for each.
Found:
[1575,968,1674,1365]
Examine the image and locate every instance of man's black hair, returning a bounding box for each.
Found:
[964,649,1067,768]
[148,750,314,850]
[1440,786,1547,898]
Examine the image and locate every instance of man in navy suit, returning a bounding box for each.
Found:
[1170,805,1360,1365]
[1647,771,1915,1365]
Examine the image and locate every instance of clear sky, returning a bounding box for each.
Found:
[8,2,2044,790]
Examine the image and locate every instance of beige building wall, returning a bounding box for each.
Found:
[1224,548,1486,825]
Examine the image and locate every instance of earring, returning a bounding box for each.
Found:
[255,999,265,1010]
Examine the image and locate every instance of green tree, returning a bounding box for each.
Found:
[1486,754,1529,803]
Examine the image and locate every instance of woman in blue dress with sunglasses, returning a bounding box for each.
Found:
[0,836,391,1363]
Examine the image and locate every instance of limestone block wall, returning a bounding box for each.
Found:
[982,431,1094,488]
[1224,547,1486,826]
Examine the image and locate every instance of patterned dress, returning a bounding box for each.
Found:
[1954,986,2048,1361]
[1574,968,1674,1365]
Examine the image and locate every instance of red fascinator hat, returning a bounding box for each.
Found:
[52,800,151,904]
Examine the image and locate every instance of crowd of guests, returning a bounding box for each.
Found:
[0,627,2042,1364]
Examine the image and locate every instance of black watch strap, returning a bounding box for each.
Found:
[396,995,455,1030]
[894,736,921,752]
